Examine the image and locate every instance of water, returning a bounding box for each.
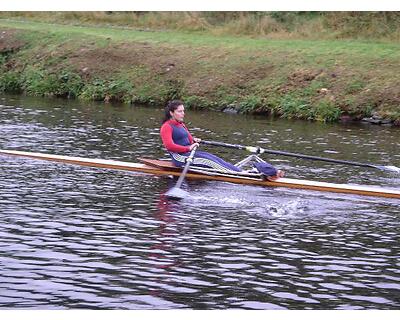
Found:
[0,94,399,309]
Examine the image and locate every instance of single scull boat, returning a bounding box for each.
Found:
[1,149,399,199]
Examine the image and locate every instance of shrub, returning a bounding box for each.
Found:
[106,78,134,102]
[278,94,312,119]
[0,71,23,93]
[80,78,133,102]
[22,67,59,96]
[79,79,108,101]
[238,95,263,113]
[313,99,342,122]
[184,95,209,109]
[56,71,84,98]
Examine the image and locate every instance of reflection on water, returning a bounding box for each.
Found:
[0,94,399,309]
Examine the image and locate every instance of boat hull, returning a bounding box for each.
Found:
[1,149,400,199]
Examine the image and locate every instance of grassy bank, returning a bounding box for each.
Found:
[1,19,400,123]
[2,12,400,41]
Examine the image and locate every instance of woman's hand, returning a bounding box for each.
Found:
[193,137,202,143]
[189,143,200,151]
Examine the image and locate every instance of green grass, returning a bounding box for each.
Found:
[2,12,400,41]
[2,19,400,59]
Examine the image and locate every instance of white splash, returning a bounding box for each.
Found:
[384,166,400,173]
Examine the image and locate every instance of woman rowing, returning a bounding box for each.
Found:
[160,100,284,180]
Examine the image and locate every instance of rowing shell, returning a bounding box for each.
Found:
[1,149,400,199]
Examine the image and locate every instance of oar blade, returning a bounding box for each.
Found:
[165,187,189,200]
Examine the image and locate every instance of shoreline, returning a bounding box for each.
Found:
[1,19,400,126]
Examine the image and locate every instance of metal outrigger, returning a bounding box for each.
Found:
[234,154,266,169]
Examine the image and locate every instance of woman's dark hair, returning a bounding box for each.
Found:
[162,100,184,123]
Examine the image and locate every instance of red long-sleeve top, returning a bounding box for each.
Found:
[160,119,194,153]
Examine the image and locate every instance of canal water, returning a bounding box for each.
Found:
[0,94,399,309]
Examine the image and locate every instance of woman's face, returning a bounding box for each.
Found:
[170,105,185,122]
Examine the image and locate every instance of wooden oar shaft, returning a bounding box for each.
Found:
[201,140,383,170]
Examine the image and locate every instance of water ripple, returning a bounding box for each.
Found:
[1,95,400,309]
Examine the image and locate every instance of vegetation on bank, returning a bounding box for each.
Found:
[1,18,400,123]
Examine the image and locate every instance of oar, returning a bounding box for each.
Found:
[202,140,400,173]
[165,144,199,199]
